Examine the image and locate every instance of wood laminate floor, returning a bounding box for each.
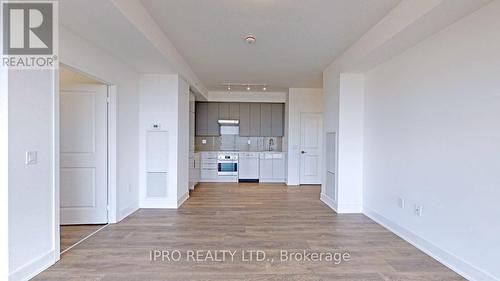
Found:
[60,224,106,253]
[35,183,463,281]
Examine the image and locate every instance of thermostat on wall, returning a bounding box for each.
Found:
[151,123,161,130]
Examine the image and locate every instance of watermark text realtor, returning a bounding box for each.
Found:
[1,1,58,69]
[150,249,351,264]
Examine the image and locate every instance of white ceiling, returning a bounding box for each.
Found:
[59,0,174,74]
[141,0,400,90]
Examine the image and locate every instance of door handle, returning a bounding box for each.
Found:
[301,151,306,154]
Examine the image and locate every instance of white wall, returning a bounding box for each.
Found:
[322,68,340,208]
[363,2,500,280]
[177,78,190,203]
[7,26,143,280]
[286,88,323,185]
[320,0,491,215]
[60,26,141,221]
[8,69,56,280]
[337,74,364,213]
[139,74,190,208]
[0,60,7,281]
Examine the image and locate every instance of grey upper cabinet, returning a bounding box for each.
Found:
[196,102,283,137]
[260,104,272,136]
[195,103,208,136]
[218,103,230,120]
[249,103,261,136]
[239,103,250,136]
[271,104,284,136]
[229,103,240,120]
[207,103,220,136]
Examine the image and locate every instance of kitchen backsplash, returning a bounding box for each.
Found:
[195,136,282,152]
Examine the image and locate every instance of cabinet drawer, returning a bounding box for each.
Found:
[201,158,217,164]
[201,163,217,170]
[200,170,218,179]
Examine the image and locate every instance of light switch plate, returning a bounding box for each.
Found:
[247,140,251,145]
[25,151,37,165]
[398,197,405,208]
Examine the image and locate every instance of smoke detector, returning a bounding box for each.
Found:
[244,35,256,45]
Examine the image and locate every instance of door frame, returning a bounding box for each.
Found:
[53,63,117,260]
[298,112,323,185]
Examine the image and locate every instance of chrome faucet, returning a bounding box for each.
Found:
[268,138,274,151]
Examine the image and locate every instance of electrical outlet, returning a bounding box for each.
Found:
[247,139,251,145]
[414,205,423,216]
[202,139,207,144]
[398,197,405,209]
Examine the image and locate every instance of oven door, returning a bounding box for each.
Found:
[218,161,238,176]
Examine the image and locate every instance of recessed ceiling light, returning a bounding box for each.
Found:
[227,85,231,91]
[246,85,251,91]
[262,86,267,91]
[245,35,256,45]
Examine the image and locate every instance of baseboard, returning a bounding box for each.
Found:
[118,202,139,222]
[177,191,189,207]
[320,193,337,212]
[336,203,362,213]
[9,250,55,281]
[364,207,498,281]
[140,198,178,208]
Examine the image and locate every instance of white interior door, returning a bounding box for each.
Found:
[60,84,108,225]
[299,113,323,184]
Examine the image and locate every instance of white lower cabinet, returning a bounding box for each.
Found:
[198,151,286,183]
[259,153,273,180]
[199,152,218,182]
[272,153,285,180]
[259,152,286,182]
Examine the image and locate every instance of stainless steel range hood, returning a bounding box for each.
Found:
[217,119,239,126]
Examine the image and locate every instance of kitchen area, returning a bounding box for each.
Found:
[189,100,286,187]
